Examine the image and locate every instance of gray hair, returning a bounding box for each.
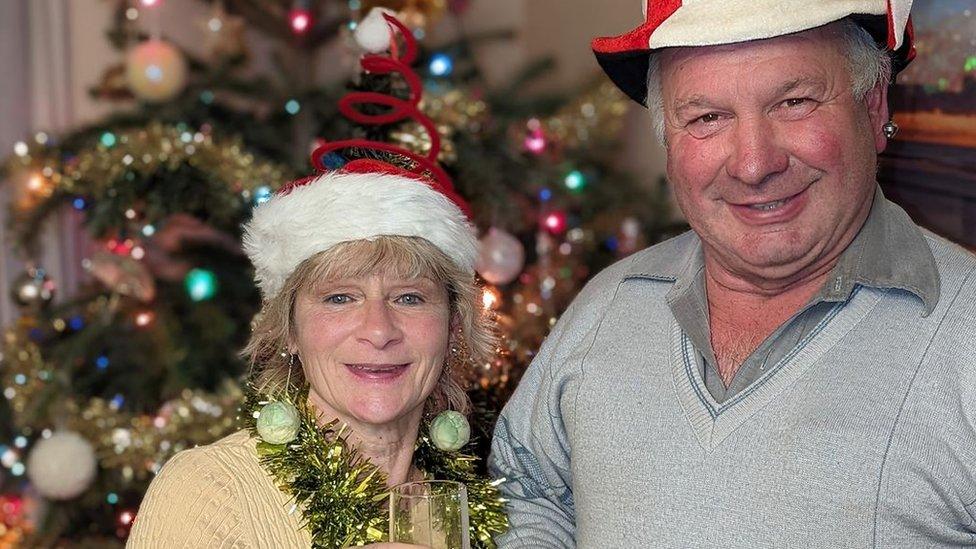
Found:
[645,19,894,144]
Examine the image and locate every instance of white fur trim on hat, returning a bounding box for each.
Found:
[242,171,477,300]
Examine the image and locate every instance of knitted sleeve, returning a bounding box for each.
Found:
[126,446,250,548]
[488,261,624,548]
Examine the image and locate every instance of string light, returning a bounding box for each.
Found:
[289,8,312,34]
[428,53,453,77]
[140,0,159,7]
[543,211,567,234]
[185,268,218,301]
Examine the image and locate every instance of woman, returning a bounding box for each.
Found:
[128,160,506,547]
[128,13,506,543]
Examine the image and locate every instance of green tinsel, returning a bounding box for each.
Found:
[242,385,508,548]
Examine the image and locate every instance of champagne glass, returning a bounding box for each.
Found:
[389,480,470,549]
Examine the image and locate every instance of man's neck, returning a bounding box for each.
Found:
[704,260,833,386]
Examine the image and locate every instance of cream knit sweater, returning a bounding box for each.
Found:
[127,430,312,548]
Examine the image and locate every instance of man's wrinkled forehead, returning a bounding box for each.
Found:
[653,22,843,77]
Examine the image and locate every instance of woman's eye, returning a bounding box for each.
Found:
[323,294,352,305]
[395,293,424,305]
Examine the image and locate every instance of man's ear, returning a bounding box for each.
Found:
[865,80,891,154]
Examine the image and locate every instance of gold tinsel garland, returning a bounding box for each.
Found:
[5,123,290,221]
[1,304,241,482]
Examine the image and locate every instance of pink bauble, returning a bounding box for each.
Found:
[476,227,525,285]
[126,40,187,102]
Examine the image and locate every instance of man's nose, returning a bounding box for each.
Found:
[357,299,403,349]
[724,117,789,186]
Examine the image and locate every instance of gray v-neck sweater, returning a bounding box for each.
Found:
[490,206,976,548]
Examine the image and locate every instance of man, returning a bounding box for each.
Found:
[490,1,976,547]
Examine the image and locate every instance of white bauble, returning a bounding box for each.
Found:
[126,39,188,102]
[476,227,525,285]
[27,431,97,500]
[354,8,397,53]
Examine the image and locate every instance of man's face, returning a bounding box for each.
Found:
[660,27,889,286]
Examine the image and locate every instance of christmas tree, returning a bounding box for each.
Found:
[0,0,679,545]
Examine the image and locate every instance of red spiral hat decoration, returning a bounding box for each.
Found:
[289,13,472,219]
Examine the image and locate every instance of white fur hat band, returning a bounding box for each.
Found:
[242,170,478,301]
[593,0,916,105]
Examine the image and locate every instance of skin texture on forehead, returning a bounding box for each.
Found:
[658,25,888,294]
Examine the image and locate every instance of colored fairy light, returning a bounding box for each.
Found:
[12,438,26,450]
[13,141,28,156]
[539,188,552,201]
[524,130,546,154]
[119,510,135,526]
[285,99,301,115]
[107,493,119,505]
[11,463,24,476]
[543,211,567,234]
[101,132,117,147]
[290,9,311,33]
[135,311,155,327]
[965,56,976,73]
[142,224,156,237]
[200,90,215,104]
[428,53,453,77]
[140,0,159,7]
[564,170,586,192]
[208,17,222,32]
[111,394,126,410]
[254,186,273,204]
[185,268,218,301]
[72,197,86,210]
[69,315,85,330]
[96,356,110,370]
[348,0,361,9]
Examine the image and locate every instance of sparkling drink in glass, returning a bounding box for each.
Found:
[389,480,470,549]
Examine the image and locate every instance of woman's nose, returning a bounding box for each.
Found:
[357,299,404,349]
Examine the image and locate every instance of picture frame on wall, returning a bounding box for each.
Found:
[879,0,976,248]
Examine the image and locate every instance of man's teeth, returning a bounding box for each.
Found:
[749,198,788,211]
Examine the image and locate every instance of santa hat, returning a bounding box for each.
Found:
[593,0,916,106]
[242,12,477,301]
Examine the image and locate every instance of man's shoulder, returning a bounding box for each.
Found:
[922,229,976,275]
[583,230,699,292]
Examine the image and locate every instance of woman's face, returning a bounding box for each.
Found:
[291,273,451,430]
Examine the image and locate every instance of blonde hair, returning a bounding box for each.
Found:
[243,236,495,416]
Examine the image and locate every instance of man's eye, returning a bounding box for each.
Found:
[395,294,424,305]
[783,97,810,108]
[685,112,729,138]
[693,113,722,125]
[324,294,352,304]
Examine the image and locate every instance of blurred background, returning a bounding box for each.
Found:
[0,0,972,545]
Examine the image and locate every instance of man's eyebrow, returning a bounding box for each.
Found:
[673,95,714,117]
[774,77,826,97]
